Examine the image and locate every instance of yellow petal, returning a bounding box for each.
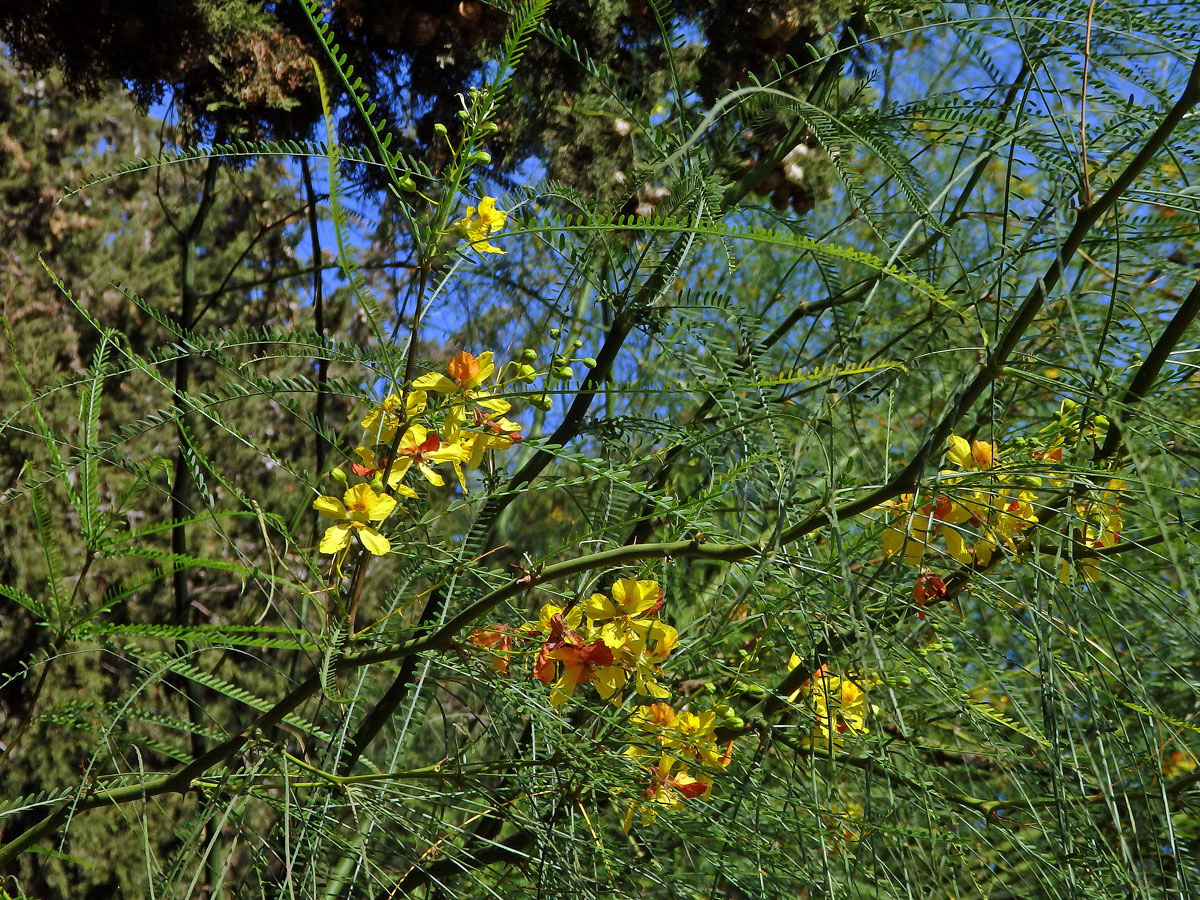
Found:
[312,495,347,520]
[593,666,627,700]
[319,522,353,554]
[367,492,397,522]
[418,463,445,487]
[412,373,457,394]
[583,593,618,620]
[469,351,496,388]
[946,435,972,469]
[357,526,391,556]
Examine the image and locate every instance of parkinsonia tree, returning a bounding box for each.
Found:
[3,0,1200,897]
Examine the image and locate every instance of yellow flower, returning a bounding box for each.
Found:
[1163,751,1198,779]
[312,483,397,556]
[583,578,663,649]
[946,434,997,470]
[413,350,512,440]
[623,755,709,831]
[391,425,470,487]
[455,196,507,254]
[880,494,932,566]
[787,655,870,747]
[361,391,428,444]
[351,447,419,497]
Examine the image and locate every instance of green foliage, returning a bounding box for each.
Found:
[3,2,1200,899]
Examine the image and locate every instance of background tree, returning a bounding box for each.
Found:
[2,1,1200,898]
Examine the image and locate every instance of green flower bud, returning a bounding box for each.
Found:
[330,467,348,485]
[549,328,561,338]
[555,367,575,381]
[581,357,598,368]
[468,150,492,165]
[396,175,417,192]
[479,121,500,136]
[433,123,448,136]
[516,364,538,382]
[456,109,470,120]
[572,338,584,349]
[520,348,537,362]
[533,394,553,411]
[370,477,386,493]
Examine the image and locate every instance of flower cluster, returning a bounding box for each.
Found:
[1060,477,1124,584]
[787,655,872,748]
[470,578,741,828]
[880,434,1041,570]
[622,702,735,830]
[312,349,523,561]
[471,578,675,707]
[879,427,1130,603]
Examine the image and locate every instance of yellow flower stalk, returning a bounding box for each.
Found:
[312,482,397,556]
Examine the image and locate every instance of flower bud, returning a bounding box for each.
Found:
[581,357,598,368]
[555,367,575,381]
[330,467,348,484]
[370,477,386,493]
[468,150,492,165]
[572,338,584,349]
[479,121,500,136]
[433,122,448,136]
[396,175,417,192]
[549,327,560,338]
[533,394,554,411]
[516,363,538,382]
[520,348,537,362]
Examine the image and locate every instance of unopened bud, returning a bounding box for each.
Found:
[397,175,417,192]
[433,122,448,136]
[516,363,538,382]
[572,338,584,349]
[520,348,537,362]
[581,357,598,368]
[468,150,492,165]
[330,467,348,484]
[549,328,561,339]
[479,121,500,136]
[533,394,553,411]
[370,478,386,493]
[555,367,575,381]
